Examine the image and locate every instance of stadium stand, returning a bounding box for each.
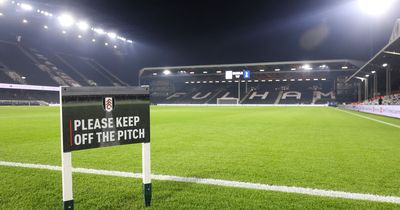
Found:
[0,39,128,87]
[355,93,400,105]
[141,60,360,105]
[152,81,336,105]
[0,89,58,105]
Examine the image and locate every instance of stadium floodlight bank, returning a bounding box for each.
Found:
[59,86,151,209]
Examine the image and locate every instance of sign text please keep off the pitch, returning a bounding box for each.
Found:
[61,87,150,152]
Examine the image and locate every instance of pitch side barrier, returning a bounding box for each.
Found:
[339,105,400,119]
[156,104,328,107]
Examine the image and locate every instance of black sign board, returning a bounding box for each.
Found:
[61,86,150,152]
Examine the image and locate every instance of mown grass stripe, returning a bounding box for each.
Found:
[1,160,400,204]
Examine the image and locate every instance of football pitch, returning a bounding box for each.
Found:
[1,106,400,209]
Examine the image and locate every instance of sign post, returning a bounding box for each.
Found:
[59,86,151,209]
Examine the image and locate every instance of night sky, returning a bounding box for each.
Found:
[40,0,400,68]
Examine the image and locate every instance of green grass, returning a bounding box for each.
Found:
[2,166,400,210]
[1,106,400,209]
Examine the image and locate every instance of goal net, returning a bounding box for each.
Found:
[217,97,239,105]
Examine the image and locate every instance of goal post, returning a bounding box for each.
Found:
[217,97,239,105]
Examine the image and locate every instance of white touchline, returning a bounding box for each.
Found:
[1,161,400,204]
[336,108,400,129]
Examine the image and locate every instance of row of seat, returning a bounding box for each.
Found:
[151,81,340,104]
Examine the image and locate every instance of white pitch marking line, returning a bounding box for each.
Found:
[336,108,400,129]
[1,161,400,204]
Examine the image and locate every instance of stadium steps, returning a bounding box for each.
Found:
[28,48,81,87]
[86,59,129,86]
[56,52,115,86]
[0,41,57,86]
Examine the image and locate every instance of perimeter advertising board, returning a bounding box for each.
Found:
[60,86,151,209]
[341,105,400,119]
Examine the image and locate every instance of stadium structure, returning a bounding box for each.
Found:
[139,60,362,105]
[0,1,398,107]
[0,0,134,105]
[2,0,400,209]
[139,20,400,106]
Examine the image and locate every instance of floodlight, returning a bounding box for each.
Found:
[127,40,133,44]
[358,0,395,16]
[43,25,48,29]
[22,19,28,23]
[91,38,96,42]
[62,30,67,34]
[93,28,105,35]
[77,35,82,39]
[302,64,312,70]
[58,13,74,27]
[365,74,370,77]
[20,3,33,11]
[0,0,7,5]
[113,45,117,49]
[77,21,89,31]
[104,42,109,46]
[291,68,296,71]
[274,68,280,71]
[117,36,126,42]
[0,13,3,16]
[382,63,388,67]
[371,71,376,74]
[163,70,171,75]
[107,32,117,39]
[342,66,348,69]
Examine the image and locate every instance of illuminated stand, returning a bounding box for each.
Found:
[59,86,151,210]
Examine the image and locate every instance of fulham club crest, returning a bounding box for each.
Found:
[103,97,115,112]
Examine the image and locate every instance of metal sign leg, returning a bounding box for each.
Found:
[142,142,151,207]
[62,152,74,210]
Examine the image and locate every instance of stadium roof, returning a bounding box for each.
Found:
[0,0,134,46]
[346,21,400,82]
[140,59,363,77]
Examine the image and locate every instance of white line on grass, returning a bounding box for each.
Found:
[336,108,400,129]
[1,160,400,204]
